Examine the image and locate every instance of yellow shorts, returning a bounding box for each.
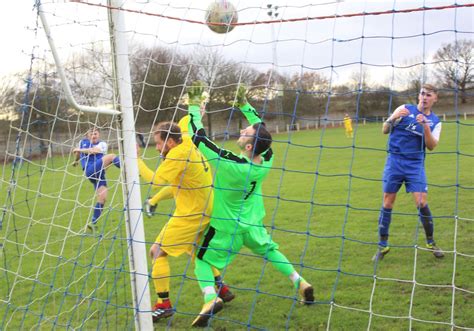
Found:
[155,215,210,257]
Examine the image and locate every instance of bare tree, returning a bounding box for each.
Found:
[3,68,70,154]
[189,47,258,136]
[348,69,393,118]
[0,75,18,116]
[130,44,190,126]
[250,69,286,102]
[396,56,431,103]
[65,45,115,107]
[284,71,329,118]
[188,48,228,136]
[349,68,371,92]
[433,39,474,103]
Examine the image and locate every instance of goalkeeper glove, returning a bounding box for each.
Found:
[136,133,146,148]
[187,80,206,106]
[144,198,156,218]
[233,84,248,108]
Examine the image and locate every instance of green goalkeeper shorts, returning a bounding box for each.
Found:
[196,223,280,270]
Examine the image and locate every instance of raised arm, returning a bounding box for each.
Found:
[187,81,248,166]
[72,150,81,167]
[233,84,262,125]
[73,142,106,155]
[150,186,174,202]
[382,105,409,134]
[417,114,441,151]
[234,84,274,164]
[137,158,169,189]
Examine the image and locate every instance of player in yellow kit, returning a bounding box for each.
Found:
[138,120,234,323]
[144,115,193,211]
[343,113,353,138]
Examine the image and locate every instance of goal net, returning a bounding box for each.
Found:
[1,0,473,329]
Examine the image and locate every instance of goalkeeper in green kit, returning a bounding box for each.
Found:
[187,82,314,327]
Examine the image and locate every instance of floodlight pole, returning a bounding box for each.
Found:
[267,4,279,73]
[267,4,284,124]
[108,1,153,330]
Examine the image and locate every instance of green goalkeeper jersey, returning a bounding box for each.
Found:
[188,103,274,234]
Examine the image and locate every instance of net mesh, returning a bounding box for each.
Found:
[0,1,473,329]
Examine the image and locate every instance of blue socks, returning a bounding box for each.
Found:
[113,156,121,168]
[378,205,435,247]
[378,207,392,247]
[92,202,104,224]
[419,205,434,244]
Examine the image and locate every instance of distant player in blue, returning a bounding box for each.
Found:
[73,128,120,232]
[373,84,444,262]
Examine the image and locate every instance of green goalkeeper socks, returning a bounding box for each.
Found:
[266,250,295,277]
[195,258,217,302]
[204,293,218,303]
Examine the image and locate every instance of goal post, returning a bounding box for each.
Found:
[107,1,152,329]
[37,0,153,328]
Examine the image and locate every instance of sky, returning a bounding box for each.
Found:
[0,0,473,88]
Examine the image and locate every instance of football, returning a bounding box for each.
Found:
[205,1,238,34]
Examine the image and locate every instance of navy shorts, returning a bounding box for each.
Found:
[85,159,107,189]
[382,155,427,193]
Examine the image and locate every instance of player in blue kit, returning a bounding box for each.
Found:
[373,84,444,262]
[73,128,121,232]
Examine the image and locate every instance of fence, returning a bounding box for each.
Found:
[1,111,472,162]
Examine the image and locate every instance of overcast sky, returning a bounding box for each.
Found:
[1,0,473,88]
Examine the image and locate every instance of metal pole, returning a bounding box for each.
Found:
[267,4,284,124]
[37,1,120,116]
[109,1,153,329]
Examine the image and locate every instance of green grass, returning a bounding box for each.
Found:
[1,120,473,330]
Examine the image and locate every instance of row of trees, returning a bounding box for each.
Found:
[1,39,472,135]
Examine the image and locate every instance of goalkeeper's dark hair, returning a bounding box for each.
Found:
[251,122,272,156]
[154,122,182,143]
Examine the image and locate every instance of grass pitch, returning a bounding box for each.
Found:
[1,120,473,329]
